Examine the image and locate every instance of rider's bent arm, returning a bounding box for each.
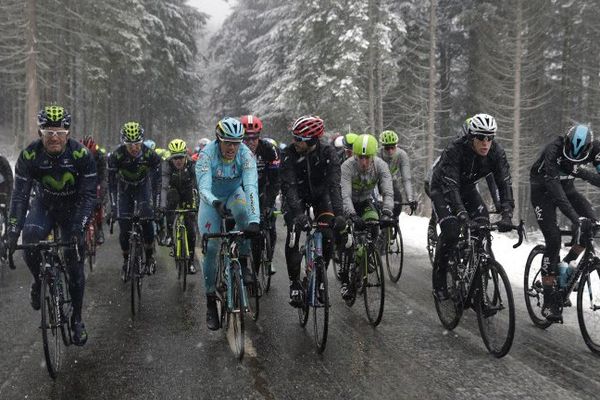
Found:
[325,146,344,217]
[195,151,217,206]
[541,139,580,223]
[485,173,502,211]
[8,151,34,231]
[397,148,414,201]
[107,152,118,208]
[148,150,162,208]
[72,147,98,232]
[489,142,515,214]
[376,158,395,212]
[241,149,260,224]
[280,152,303,217]
[340,160,356,216]
[439,146,467,214]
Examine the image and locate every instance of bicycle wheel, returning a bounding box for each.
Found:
[577,262,600,355]
[476,260,515,358]
[226,264,245,360]
[426,219,438,267]
[85,225,95,272]
[332,242,343,281]
[58,270,72,346]
[385,225,404,283]
[524,244,552,329]
[181,230,189,292]
[363,245,385,326]
[312,258,329,353]
[41,272,62,379]
[432,263,462,330]
[298,276,309,327]
[259,233,271,294]
[249,255,260,322]
[129,241,141,318]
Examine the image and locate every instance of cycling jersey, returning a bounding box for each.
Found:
[10,138,97,233]
[255,139,280,211]
[341,156,394,216]
[430,136,514,215]
[379,147,414,203]
[0,154,14,207]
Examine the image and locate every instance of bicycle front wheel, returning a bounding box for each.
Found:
[385,225,404,283]
[129,242,142,318]
[524,244,552,329]
[432,263,462,330]
[41,272,62,380]
[312,259,329,353]
[577,262,600,355]
[364,246,385,326]
[226,266,245,360]
[476,260,515,358]
[85,225,95,272]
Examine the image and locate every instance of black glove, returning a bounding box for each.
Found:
[245,222,260,237]
[572,217,594,245]
[408,200,418,214]
[70,228,84,254]
[7,231,18,257]
[212,200,229,219]
[294,214,311,231]
[261,207,273,221]
[350,214,365,231]
[497,212,513,233]
[108,206,117,225]
[333,215,347,232]
[380,209,394,227]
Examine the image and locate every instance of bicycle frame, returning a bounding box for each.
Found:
[294,221,326,307]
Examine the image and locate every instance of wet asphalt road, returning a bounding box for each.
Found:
[1,219,600,400]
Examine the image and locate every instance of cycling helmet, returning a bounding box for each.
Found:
[279,142,287,150]
[379,130,399,146]
[215,117,244,142]
[168,139,187,158]
[263,137,278,148]
[291,116,324,140]
[240,115,263,137]
[82,135,97,155]
[38,105,71,129]
[564,124,593,162]
[461,117,472,137]
[198,137,210,147]
[353,134,378,157]
[468,113,497,136]
[333,135,344,148]
[342,132,359,149]
[144,139,156,150]
[121,121,144,143]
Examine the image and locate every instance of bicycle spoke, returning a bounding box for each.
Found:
[577,265,600,354]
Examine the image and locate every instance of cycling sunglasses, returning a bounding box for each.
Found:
[473,134,495,142]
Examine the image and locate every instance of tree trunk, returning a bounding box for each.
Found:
[512,0,522,219]
[24,0,38,144]
[367,0,376,133]
[427,0,437,180]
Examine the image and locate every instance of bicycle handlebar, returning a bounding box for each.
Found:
[465,219,526,249]
[7,240,76,270]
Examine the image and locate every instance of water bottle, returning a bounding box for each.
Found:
[558,261,575,288]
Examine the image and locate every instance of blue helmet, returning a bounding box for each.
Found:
[144,139,156,150]
[564,124,593,162]
[215,117,244,142]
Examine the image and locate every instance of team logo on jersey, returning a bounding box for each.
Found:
[73,148,88,159]
[42,172,75,191]
[534,206,543,221]
[23,149,36,160]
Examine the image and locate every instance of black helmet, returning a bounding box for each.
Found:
[563,124,593,162]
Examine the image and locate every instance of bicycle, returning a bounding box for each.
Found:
[257,210,277,294]
[291,218,330,353]
[202,217,253,360]
[110,201,153,318]
[166,208,196,292]
[433,220,524,357]
[0,198,12,280]
[380,202,415,283]
[341,219,386,326]
[524,222,600,355]
[8,236,76,379]
[84,214,97,273]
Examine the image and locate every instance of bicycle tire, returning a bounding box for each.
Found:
[577,262,600,355]
[312,258,329,353]
[432,263,462,330]
[364,245,385,326]
[524,244,552,329]
[58,270,72,346]
[298,276,309,327]
[41,272,61,379]
[426,220,437,267]
[344,249,358,307]
[476,260,515,358]
[385,225,404,283]
[129,240,141,318]
[264,232,272,292]
[85,224,95,272]
[226,265,245,360]
[332,242,343,282]
[182,228,188,292]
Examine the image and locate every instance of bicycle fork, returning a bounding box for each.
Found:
[225,256,250,313]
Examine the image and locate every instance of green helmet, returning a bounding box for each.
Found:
[353,134,378,157]
[121,121,144,143]
[168,139,187,157]
[37,105,71,129]
[379,130,399,146]
[343,132,359,149]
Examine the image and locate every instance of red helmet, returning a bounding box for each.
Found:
[82,135,97,155]
[240,115,263,137]
[291,115,324,140]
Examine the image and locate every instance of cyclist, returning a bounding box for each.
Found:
[161,139,198,274]
[378,130,417,217]
[429,113,514,300]
[240,115,280,277]
[192,138,210,162]
[530,124,600,322]
[197,117,260,330]
[0,152,13,208]
[280,115,346,307]
[108,122,162,278]
[82,135,107,244]
[339,134,394,298]
[7,105,96,346]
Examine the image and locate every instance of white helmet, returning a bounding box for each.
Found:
[333,136,344,148]
[469,113,497,135]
